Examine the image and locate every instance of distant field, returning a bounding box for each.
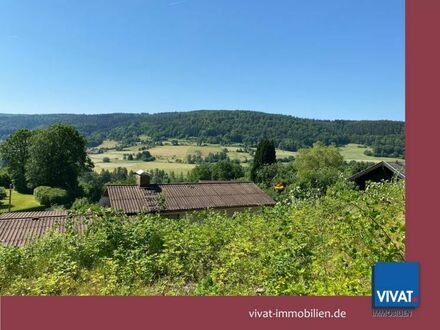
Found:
[90,140,258,173]
[338,144,404,163]
[90,141,402,173]
[91,158,196,174]
[98,140,118,148]
[0,190,43,213]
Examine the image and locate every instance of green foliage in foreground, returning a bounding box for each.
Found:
[0,181,404,296]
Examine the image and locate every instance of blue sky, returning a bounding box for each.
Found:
[0,0,404,120]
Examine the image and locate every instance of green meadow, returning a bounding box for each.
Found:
[89,140,402,174]
[0,190,43,213]
[338,144,403,163]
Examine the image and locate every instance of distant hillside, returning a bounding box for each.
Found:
[0,110,405,157]
[0,113,143,139]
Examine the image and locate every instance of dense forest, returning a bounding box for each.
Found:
[0,111,405,158]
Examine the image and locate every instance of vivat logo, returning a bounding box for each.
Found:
[372,262,420,308]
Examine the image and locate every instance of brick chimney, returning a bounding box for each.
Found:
[135,170,150,188]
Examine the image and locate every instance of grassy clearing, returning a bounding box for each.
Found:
[91,141,257,173]
[0,190,43,213]
[91,158,196,174]
[98,140,118,148]
[91,141,402,173]
[275,149,297,159]
[339,144,403,163]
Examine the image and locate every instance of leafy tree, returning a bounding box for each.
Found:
[251,139,276,182]
[135,151,155,162]
[79,167,135,202]
[25,124,91,194]
[188,164,214,181]
[71,197,93,211]
[253,162,296,189]
[294,142,344,192]
[211,160,244,180]
[0,129,33,192]
[189,160,244,181]
[78,171,104,203]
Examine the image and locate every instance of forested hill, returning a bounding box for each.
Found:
[0,110,405,157]
[0,113,144,139]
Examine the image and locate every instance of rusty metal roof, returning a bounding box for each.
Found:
[0,211,84,247]
[0,210,67,220]
[0,182,275,246]
[105,181,276,214]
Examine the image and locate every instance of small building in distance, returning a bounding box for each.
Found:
[100,170,276,217]
[349,161,405,190]
[86,147,104,154]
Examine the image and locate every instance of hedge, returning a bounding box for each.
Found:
[33,186,69,207]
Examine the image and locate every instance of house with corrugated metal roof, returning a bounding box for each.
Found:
[100,170,276,217]
[0,171,275,246]
[349,161,405,190]
[0,210,85,247]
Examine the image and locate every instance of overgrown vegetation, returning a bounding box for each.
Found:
[0,180,404,296]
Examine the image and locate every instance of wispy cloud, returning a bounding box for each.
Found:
[6,35,19,39]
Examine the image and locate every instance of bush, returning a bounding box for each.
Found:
[71,197,92,210]
[33,186,69,207]
[102,157,111,163]
[135,151,155,162]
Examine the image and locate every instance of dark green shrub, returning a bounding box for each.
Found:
[0,169,12,188]
[0,187,7,202]
[33,186,69,207]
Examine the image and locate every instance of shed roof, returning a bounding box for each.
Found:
[349,161,405,181]
[0,211,84,247]
[104,181,276,214]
